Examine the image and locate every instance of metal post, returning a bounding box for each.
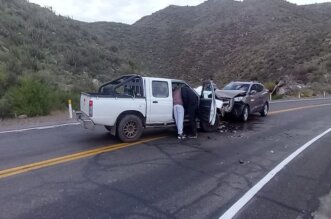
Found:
[298,92,301,99]
[324,91,326,98]
[68,99,73,119]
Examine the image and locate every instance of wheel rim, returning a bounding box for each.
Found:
[243,107,248,121]
[264,104,268,115]
[123,120,137,138]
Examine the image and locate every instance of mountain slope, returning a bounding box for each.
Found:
[0,0,136,94]
[1,0,331,117]
[131,0,331,85]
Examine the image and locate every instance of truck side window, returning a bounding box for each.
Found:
[152,81,169,98]
[201,83,212,99]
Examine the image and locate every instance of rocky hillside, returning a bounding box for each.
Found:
[0,0,140,93]
[0,0,138,116]
[130,0,331,86]
[1,0,331,117]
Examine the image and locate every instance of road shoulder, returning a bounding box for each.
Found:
[0,111,76,132]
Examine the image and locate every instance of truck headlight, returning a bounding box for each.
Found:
[234,96,244,102]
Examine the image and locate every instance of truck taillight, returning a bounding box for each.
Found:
[89,100,93,117]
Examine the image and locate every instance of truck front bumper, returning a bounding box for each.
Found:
[75,111,95,129]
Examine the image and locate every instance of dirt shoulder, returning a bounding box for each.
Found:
[0,111,77,132]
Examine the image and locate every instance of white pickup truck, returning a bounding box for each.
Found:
[76,75,224,142]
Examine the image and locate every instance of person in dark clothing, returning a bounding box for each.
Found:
[181,86,199,138]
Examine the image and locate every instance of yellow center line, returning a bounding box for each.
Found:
[1,102,331,180]
[0,136,166,179]
[269,103,331,115]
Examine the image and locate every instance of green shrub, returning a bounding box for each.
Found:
[0,96,12,118]
[50,90,80,111]
[272,94,284,100]
[301,89,314,98]
[264,81,276,92]
[8,77,52,116]
[0,64,7,96]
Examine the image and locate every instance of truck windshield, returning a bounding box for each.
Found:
[223,83,250,92]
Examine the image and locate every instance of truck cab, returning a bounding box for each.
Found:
[76,75,222,142]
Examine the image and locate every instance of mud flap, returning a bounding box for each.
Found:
[110,124,116,136]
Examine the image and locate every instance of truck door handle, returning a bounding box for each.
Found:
[153,101,158,103]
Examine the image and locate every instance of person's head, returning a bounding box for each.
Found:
[172,84,179,91]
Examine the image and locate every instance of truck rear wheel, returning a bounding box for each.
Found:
[117,114,143,143]
[200,115,220,132]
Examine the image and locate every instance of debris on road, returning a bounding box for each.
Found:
[312,189,331,219]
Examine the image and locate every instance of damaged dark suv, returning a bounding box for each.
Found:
[215,81,270,122]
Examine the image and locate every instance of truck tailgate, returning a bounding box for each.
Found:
[80,93,92,116]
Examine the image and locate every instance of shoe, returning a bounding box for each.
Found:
[188,134,197,139]
[178,134,186,139]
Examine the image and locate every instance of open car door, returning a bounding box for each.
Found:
[199,81,219,132]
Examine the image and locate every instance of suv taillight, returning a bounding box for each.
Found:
[89,100,93,117]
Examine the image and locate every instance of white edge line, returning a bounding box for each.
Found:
[219,127,331,219]
[270,97,331,104]
[0,123,80,134]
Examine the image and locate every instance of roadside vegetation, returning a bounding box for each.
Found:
[0,0,331,118]
[0,0,138,118]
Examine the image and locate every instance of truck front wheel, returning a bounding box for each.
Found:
[117,114,143,143]
[200,115,220,132]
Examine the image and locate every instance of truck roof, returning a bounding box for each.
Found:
[142,76,185,83]
[120,74,185,83]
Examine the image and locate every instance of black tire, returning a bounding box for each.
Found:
[260,102,269,117]
[201,114,220,132]
[105,125,112,132]
[117,114,143,143]
[240,105,249,122]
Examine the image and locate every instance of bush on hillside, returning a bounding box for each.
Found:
[300,89,314,98]
[264,81,276,92]
[50,90,80,111]
[0,64,7,96]
[0,97,11,119]
[272,94,284,100]
[8,77,52,116]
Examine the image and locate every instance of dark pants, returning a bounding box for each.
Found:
[188,106,198,135]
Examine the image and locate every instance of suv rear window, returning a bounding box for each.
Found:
[256,84,264,92]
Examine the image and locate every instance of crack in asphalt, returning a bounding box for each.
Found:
[81,163,177,218]
[256,195,306,215]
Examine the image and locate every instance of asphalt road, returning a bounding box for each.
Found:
[1,98,331,219]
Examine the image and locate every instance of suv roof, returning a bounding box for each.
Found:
[229,81,265,87]
[230,81,261,84]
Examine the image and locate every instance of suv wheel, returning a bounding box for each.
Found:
[260,103,269,117]
[117,114,143,143]
[240,105,249,122]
